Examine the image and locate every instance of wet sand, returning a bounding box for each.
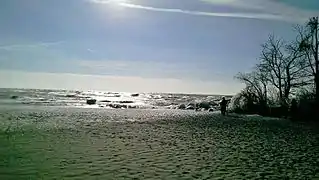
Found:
[1,106,318,179]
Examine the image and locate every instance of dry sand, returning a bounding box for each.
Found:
[0,106,318,179]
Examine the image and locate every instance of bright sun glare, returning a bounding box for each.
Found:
[106,0,129,11]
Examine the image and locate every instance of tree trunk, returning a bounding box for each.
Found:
[285,66,291,100]
[264,84,267,104]
[315,17,319,105]
[278,72,283,101]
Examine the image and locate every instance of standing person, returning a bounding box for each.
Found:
[220,97,227,116]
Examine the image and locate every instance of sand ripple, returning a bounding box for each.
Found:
[0,107,318,179]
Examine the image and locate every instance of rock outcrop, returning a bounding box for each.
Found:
[10,95,19,99]
[131,93,139,97]
[86,99,97,105]
[197,101,211,110]
[178,104,186,109]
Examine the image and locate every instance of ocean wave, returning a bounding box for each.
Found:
[0,88,229,110]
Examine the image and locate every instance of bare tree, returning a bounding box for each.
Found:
[235,17,318,117]
[235,70,268,106]
[284,38,313,96]
[297,17,319,103]
[259,34,310,106]
[259,35,285,102]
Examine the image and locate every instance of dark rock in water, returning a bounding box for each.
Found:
[198,101,211,110]
[121,105,128,109]
[128,105,137,109]
[109,104,117,108]
[10,95,19,99]
[66,94,77,98]
[208,108,214,112]
[100,100,111,103]
[208,101,218,106]
[131,93,139,97]
[178,104,186,109]
[110,104,119,109]
[110,104,127,109]
[86,99,97,105]
[119,101,134,104]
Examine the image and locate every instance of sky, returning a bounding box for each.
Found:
[0,0,318,94]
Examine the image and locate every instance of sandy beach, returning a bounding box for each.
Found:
[1,106,318,179]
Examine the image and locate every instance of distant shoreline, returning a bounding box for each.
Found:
[0,88,230,110]
[0,88,234,97]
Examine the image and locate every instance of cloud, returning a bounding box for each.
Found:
[0,41,64,51]
[78,60,180,73]
[122,3,285,20]
[89,0,318,22]
[200,0,319,22]
[87,48,95,53]
[78,60,131,70]
[90,0,286,21]
[200,0,265,9]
